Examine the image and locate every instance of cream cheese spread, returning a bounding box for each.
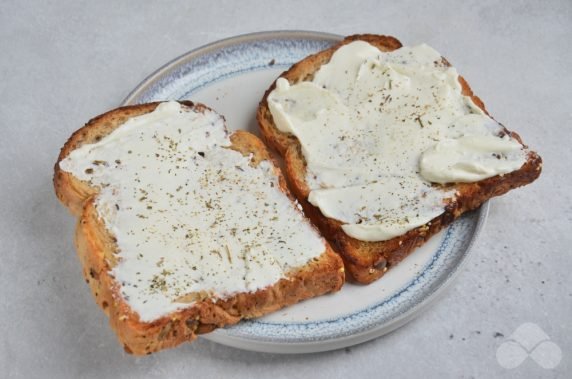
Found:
[268,41,527,242]
[59,101,326,322]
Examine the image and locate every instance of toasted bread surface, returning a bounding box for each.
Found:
[54,101,344,354]
[257,35,542,284]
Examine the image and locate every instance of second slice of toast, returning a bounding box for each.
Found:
[257,35,542,284]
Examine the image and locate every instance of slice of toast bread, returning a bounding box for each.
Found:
[54,101,344,354]
[257,34,542,284]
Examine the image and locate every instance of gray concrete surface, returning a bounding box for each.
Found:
[1,0,570,377]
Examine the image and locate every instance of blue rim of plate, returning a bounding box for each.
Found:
[121,30,489,353]
[122,30,342,105]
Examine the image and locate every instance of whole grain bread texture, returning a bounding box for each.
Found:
[54,101,344,355]
[257,34,542,284]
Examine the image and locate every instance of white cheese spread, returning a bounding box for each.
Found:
[60,101,326,322]
[268,41,526,242]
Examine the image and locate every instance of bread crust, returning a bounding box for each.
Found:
[257,34,542,284]
[54,101,344,354]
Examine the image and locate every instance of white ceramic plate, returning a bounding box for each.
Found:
[122,31,489,354]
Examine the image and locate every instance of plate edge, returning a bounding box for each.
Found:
[121,30,343,106]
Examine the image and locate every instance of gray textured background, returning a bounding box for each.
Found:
[1,0,570,378]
